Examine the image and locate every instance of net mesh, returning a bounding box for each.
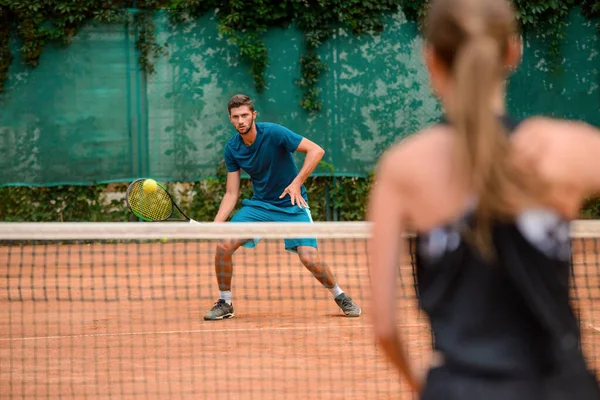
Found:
[1,221,599,399]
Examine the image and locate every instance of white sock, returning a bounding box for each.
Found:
[219,290,232,305]
[329,284,343,298]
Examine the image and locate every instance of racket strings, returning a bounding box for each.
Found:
[127,181,173,221]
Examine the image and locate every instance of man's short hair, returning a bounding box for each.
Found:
[228,94,254,114]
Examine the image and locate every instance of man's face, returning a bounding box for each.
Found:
[229,105,256,135]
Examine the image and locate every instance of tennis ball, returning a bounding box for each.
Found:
[143,178,158,193]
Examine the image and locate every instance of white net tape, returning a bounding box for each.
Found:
[1,220,599,240]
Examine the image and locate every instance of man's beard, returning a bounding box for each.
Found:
[238,117,254,135]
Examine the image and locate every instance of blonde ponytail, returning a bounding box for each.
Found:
[448,36,517,258]
[425,0,541,259]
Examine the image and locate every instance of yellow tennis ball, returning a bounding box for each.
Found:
[142,178,158,193]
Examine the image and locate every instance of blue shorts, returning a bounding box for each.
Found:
[230,199,318,253]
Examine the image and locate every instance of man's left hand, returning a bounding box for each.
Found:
[280,181,307,208]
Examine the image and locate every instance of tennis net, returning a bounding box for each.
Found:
[1,221,599,399]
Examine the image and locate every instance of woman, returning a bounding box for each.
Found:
[367,0,600,398]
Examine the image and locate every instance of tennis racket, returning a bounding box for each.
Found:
[125,178,196,222]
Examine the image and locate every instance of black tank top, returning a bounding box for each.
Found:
[415,116,587,378]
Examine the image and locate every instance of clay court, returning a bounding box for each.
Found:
[0,235,598,399]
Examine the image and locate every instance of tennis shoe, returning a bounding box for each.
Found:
[334,293,361,317]
[204,299,234,320]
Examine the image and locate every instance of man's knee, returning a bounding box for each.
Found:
[297,247,319,267]
[216,239,240,256]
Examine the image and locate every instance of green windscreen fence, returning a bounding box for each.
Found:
[0,9,598,187]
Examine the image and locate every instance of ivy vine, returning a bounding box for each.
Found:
[1,0,599,223]
[0,0,599,110]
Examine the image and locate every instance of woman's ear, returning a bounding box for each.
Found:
[506,34,523,72]
[423,44,448,99]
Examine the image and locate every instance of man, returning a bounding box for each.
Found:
[203,94,361,320]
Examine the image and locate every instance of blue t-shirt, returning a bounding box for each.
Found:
[224,122,308,208]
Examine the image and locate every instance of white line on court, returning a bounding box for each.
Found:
[0,323,384,342]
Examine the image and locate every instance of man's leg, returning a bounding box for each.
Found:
[203,238,248,321]
[295,245,362,317]
[295,246,336,288]
[281,206,361,317]
[204,204,263,321]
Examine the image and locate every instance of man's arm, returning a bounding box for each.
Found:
[214,171,241,222]
[293,138,325,186]
[279,138,325,207]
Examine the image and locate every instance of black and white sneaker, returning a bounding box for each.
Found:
[334,293,361,317]
[203,299,234,320]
